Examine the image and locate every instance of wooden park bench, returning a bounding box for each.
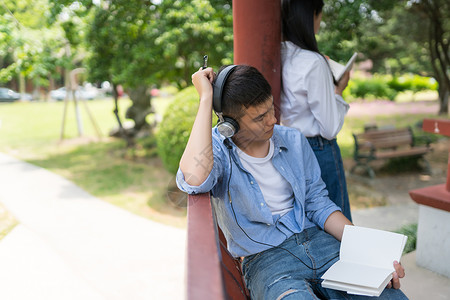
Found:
[186,192,250,300]
[351,126,431,178]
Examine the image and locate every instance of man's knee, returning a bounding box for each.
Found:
[276,289,298,300]
[275,288,319,300]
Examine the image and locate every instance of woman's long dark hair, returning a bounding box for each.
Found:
[281,0,337,84]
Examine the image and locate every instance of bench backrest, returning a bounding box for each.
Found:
[354,127,414,150]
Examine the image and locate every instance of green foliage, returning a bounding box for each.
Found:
[0,0,67,87]
[388,75,438,93]
[55,0,233,90]
[346,76,397,101]
[155,0,233,87]
[319,0,448,113]
[395,223,417,254]
[343,74,437,101]
[156,86,199,174]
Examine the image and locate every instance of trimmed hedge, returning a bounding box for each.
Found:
[347,76,397,101]
[156,86,200,174]
[156,86,216,174]
[343,74,438,102]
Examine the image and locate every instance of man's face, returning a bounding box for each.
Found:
[234,97,277,147]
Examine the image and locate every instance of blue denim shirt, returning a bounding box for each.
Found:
[177,125,340,257]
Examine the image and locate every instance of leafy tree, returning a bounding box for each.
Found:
[408,0,449,114]
[0,0,65,93]
[320,0,449,114]
[155,0,233,87]
[49,0,233,142]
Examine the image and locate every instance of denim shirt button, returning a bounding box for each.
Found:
[267,223,271,226]
[250,181,254,184]
[260,203,264,206]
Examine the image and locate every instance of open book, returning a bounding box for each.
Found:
[327,52,358,81]
[321,225,407,297]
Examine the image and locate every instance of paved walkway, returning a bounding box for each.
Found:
[0,153,185,300]
[1,152,449,300]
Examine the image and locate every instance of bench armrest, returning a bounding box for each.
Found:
[186,193,250,299]
[186,193,226,300]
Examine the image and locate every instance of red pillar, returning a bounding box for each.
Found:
[233,0,281,121]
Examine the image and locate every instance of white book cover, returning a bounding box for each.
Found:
[321,225,407,297]
[328,52,358,81]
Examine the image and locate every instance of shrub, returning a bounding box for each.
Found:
[156,86,199,174]
[348,76,397,101]
[387,76,412,92]
[395,223,417,254]
[344,73,437,102]
[410,75,438,92]
[388,74,437,93]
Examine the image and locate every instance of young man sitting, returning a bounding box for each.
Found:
[176,65,407,299]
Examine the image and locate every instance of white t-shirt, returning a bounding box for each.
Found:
[236,139,294,216]
[280,41,349,140]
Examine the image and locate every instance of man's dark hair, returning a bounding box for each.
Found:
[281,0,324,53]
[217,64,272,119]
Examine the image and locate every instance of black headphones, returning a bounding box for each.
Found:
[213,65,240,138]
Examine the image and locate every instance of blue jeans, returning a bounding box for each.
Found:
[241,226,408,300]
[307,136,352,221]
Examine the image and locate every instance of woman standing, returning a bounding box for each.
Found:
[280,0,352,220]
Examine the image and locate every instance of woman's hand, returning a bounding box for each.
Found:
[192,67,215,102]
[335,71,350,96]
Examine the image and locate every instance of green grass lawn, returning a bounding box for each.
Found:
[0,97,187,228]
[0,99,128,156]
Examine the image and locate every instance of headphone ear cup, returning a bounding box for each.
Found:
[217,116,239,138]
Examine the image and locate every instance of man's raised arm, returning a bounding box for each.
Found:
[179,67,216,186]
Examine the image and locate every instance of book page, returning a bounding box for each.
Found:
[321,226,407,296]
[321,260,393,288]
[322,278,390,297]
[339,225,407,270]
[328,52,357,81]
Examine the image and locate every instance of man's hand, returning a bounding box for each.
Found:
[192,67,215,102]
[386,261,405,289]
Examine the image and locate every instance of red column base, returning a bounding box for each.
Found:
[409,184,450,212]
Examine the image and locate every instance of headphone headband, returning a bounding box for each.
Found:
[212,65,239,138]
[213,65,237,114]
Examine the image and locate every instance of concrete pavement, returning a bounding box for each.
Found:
[0,153,186,300]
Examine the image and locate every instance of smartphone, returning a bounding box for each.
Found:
[202,55,208,69]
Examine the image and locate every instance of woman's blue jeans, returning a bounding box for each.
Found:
[307,136,352,221]
[241,226,408,299]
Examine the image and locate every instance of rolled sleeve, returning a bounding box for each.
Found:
[308,202,341,229]
[176,161,221,195]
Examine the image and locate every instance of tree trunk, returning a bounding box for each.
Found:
[126,85,153,135]
[438,85,449,115]
[111,83,135,147]
[420,0,449,115]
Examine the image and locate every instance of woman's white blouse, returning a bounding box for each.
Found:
[280,41,349,140]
